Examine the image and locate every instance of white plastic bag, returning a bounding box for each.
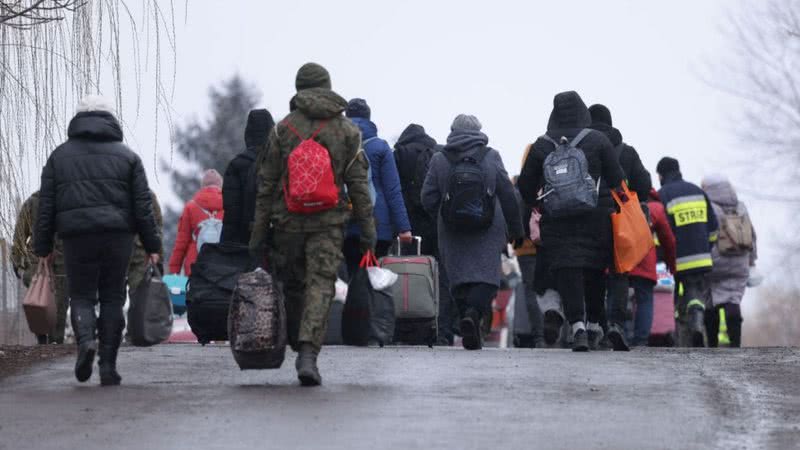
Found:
[335,278,349,302]
[366,266,398,291]
[747,267,763,288]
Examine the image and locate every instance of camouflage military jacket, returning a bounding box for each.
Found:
[251,88,376,245]
[11,192,65,285]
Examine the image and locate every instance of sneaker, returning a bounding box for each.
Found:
[459,309,483,351]
[543,310,564,345]
[606,324,631,352]
[572,329,589,352]
[587,327,604,351]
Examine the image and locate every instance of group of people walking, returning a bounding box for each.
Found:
[10,62,757,387]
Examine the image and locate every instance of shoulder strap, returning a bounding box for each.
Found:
[570,128,592,147]
[362,137,378,146]
[540,134,558,147]
[283,120,328,141]
[191,201,217,220]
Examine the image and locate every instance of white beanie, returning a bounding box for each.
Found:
[76,94,115,116]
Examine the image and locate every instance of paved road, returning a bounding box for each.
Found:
[1,345,798,450]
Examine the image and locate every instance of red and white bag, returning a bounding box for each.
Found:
[283,121,339,214]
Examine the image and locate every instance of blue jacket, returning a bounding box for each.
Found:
[348,118,411,241]
[658,171,719,275]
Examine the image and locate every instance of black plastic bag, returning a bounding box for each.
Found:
[128,264,173,347]
[370,290,395,347]
[342,255,373,346]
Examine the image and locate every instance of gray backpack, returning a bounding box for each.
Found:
[539,129,598,217]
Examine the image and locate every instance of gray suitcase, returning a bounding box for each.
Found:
[379,237,438,347]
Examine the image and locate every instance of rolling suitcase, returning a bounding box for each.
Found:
[379,237,438,347]
[186,242,255,344]
[650,263,676,347]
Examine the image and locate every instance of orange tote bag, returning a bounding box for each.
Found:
[610,183,654,273]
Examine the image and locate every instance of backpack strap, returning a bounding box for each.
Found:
[570,128,592,147]
[283,120,328,140]
[539,134,558,147]
[443,146,491,164]
[362,137,378,146]
[191,201,219,220]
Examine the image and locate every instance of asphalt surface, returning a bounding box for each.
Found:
[1,345,798,450]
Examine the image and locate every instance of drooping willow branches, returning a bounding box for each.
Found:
[0,0,179,240]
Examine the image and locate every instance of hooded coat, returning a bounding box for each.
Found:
[221,111,276,244]
[34,111,160,257]
[348,117,411,242]
[703,178,756,306]
[589,122,652,201]
[168,186,224,275]
[394,124,439,252]
[517,91,625,271]
[421,128,524,288]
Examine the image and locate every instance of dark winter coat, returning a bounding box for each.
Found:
[590,122,652,201]
[221,147,258,245]
[421,129,524,288]
[517,91,624,271]
[222,111,275,245]
[658,171,719,275]
[394,124,439,253]
[349,118,411,242]
[34,111,160,256]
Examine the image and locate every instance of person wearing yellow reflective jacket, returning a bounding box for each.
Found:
[656,157,718,348]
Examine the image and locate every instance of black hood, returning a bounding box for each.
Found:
[590,122,623,146]
[547,91,591,131]
[396,124,437,148]
[67,111,123,142]
[244,109,275,149]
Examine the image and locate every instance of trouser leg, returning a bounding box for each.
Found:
[300,228,344,352]
[63,238,100,346]
[518,256,544,341]
[584,269,606,325]
[556,268,585,325]
[705,305,720,348]
[96,233,134,370]
[631,277,655,346]
[51,275,69,344]
[374,240,392,258]
[724,303,742,348]
[271,231,308,352]
[341,235,361,282]
[437,265,455,345]
[606,272,629,327]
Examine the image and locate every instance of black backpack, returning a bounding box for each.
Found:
[441,147,495,231]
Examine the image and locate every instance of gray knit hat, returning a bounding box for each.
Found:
[451,114,482,131]
[295,62,332,91]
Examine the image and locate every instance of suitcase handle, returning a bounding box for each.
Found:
[392,236,422,256]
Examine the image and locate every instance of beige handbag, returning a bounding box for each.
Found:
[22,259,57,335]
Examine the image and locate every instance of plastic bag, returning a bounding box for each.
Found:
[22,259,56,335]
[747,267,763,287]
[529,208,542,244]
[335,278,348,302]
[367,266,398,291]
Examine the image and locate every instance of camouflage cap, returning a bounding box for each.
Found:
[296,63,332,91]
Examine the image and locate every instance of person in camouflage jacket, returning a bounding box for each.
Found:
[249,62,376,387]
[127,191,164,292]
[11,191,68,344]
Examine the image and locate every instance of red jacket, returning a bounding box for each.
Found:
[168,187,224,275]
[630,189,677,282]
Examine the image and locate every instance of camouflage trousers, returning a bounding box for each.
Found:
[269,228,344,352]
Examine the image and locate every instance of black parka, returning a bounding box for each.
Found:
[518,91,624,270]
[34,111,160,256]
[590,122,652,201]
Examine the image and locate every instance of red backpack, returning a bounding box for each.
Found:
[283,121,339,214]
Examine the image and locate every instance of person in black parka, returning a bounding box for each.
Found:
[589,103,652,346]
[221,109,275,245]
[34,95,161,386]
[518,91,625,352]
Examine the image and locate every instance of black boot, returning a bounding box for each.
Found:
[71,303,97,383]
[296,343,321,387]
[459,308,483,350]
[97,316,123,386]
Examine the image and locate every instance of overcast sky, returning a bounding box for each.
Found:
[21,1,787,307]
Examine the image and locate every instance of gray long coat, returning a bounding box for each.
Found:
[421,130,524,289]
[704,178,757,306]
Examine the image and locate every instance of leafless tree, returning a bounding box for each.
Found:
[0,0,179,240]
